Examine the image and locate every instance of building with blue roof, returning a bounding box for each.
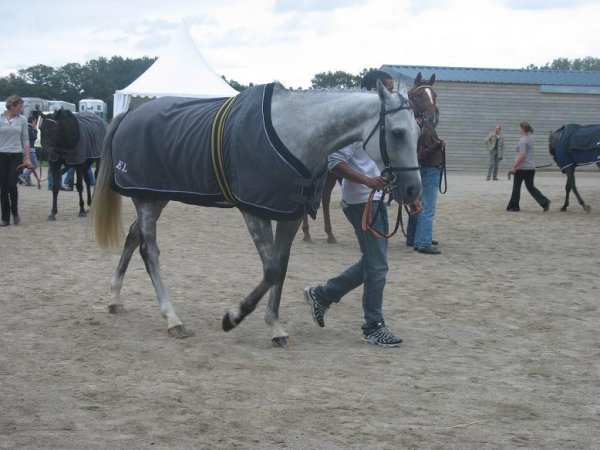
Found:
[381,65,600,172]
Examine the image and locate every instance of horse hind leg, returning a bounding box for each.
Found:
[133,199,190,338]
[301,214,312,242]
[322,173,339,243]
[108,219,141,314]
[75,166,87,217]
[223,213,288,345]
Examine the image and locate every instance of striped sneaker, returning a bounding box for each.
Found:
[362,325,402,347]
[303,286,329,328]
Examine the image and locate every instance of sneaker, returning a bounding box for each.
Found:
[362,325,402,347]
[303,286,329,328]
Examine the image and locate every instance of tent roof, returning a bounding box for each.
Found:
[116,22,238,99]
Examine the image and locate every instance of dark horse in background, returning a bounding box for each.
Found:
[549,124,600,213]
[40,109,107,220]
[300,72,438,243]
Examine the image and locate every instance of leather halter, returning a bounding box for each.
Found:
[361,93,420,239]
[363,93,421,186]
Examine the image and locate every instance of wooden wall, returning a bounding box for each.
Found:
[432,82,600,172]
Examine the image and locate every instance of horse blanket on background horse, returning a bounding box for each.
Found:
[111,83,326,221]
[49,111,105,165]
[554,124,600,170]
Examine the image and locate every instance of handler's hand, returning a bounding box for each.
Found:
[21,158,33,169]
[407,200,422,215]
[364,175,386,191]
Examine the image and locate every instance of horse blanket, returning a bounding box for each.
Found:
[49,111,106,165]
[110,83,325,221]
[555,123,600,170]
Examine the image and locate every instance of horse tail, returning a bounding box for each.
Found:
[91,113,126,249]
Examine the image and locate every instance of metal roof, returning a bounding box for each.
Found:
[381,64,600,87]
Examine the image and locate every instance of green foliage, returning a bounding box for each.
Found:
[0,56,156,117]
[221,76,253,92]
[311,70,361,89]
[527,57,600,71]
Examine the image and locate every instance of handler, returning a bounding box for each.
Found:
[304,70,421,347]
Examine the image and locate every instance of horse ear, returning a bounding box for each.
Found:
[397,80,408,96]
[376,79,391,100]
[415,72,422,86]
[429,74,436,85]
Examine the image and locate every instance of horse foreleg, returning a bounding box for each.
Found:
[133,199,189,337]
[264,219,302,347]
[108,219,141,314]
[75,166,87,217]
[561,172,571,212]
[47,162,62,221]
[222,213,280,338]
[322,173,339,243]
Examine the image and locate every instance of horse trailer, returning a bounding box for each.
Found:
[79,99,107,121]
[48,100,76,112]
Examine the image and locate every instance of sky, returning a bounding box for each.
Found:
[1,0,599,89]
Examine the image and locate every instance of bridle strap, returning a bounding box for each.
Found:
[361,189,404,240]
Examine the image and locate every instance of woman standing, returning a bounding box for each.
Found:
[506,121,550,212]
[0,95,33,226]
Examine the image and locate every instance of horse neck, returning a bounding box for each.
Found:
[270,89,380,173]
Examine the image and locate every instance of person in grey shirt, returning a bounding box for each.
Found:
[506,121,550,212]
[1,95,33,226]
[485,125,504,180]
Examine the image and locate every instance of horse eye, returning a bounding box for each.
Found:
[392,129,405,139]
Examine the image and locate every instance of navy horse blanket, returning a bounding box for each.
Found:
[555,124,600,170]
[110,83,325,221]
[49,111,106,165]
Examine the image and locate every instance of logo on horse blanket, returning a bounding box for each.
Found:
[555,124,600,170]
[111,84,325,221]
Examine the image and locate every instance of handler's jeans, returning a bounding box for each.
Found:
[411,165,440,249]
[316,200,388,333]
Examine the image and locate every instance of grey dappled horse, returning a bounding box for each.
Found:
[91,81,421,347]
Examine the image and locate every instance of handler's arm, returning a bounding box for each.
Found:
[330,162,386,191]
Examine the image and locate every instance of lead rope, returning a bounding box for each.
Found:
[361,189,405,239]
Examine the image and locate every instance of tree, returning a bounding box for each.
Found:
[221,76,253,92]
[527,57,600,71]
[311,70,361,89]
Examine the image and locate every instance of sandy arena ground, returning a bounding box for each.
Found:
[1,170,599,449]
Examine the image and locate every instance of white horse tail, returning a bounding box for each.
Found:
[91,113,126,249]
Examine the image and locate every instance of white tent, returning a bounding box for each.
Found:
[113,22,238,116]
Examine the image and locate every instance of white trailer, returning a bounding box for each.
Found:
[79,99,107,120]
[48,100,76,112]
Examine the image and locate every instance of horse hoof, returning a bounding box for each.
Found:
[302,235,313,243]
[560,207,568,212]
[79,211,87,218]
[168,325,192,339]
[222,312,236,332]
[584,205,591,214]
[327,236,338,244]
[47,215,56,221]
[271,336,290,348]
[108,304,125,314]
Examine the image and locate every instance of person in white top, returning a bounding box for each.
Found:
[0,95,33,226]
[304,70,421,347]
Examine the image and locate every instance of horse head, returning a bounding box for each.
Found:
[548,126,565,163]
[362,79,422,205]
[40,109,80,156]
[409,72,439,127]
